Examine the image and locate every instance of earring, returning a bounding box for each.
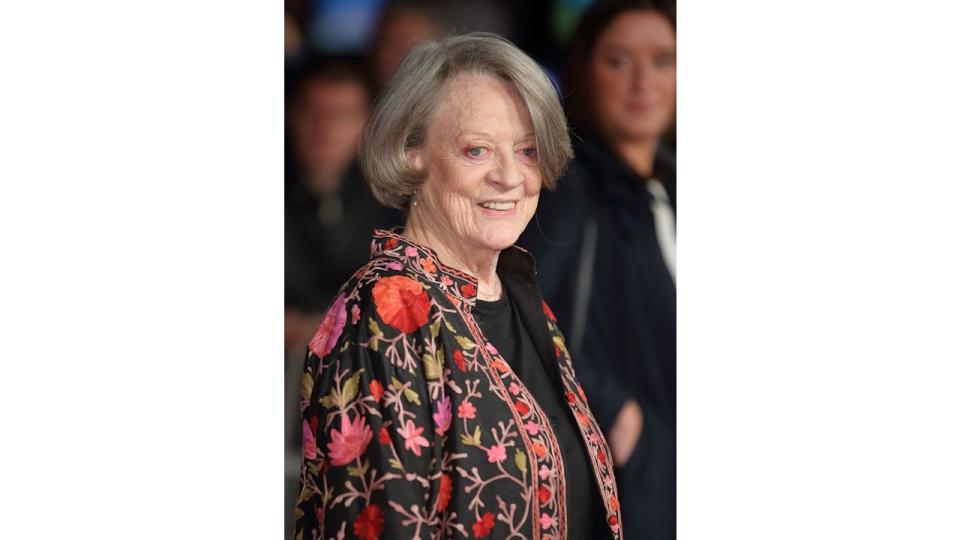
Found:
[412,190,419,207]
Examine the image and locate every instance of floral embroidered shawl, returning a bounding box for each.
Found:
[294,229,623,539]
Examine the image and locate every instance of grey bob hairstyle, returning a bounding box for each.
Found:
[360,32,573,210]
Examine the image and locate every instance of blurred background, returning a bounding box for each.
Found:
[285,1,676,537]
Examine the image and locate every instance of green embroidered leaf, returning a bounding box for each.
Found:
[295,529,303,540]
[429,318,441,339]
[340,368,365,405]
[473,425,482,445]
[293,508,304,522]
[403,386,422,406]
[339,339,350,352]
[460,433,475,446]
[390,377,404,390]
[301,371,314,402]
[347,465,363,477]
[368,318,383,337]
[444,318,456,332]
[515,449,527,474]
[436,346,445,368]
[455,335,476,350]
[422,352,441,380]
[318,390,338,409]
[388,458,404,471]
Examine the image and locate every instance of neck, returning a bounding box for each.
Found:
[303,163,347,196]
[402,212,502,301]
[611,137,659,178]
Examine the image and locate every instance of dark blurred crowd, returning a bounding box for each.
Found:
[285,1,676,538]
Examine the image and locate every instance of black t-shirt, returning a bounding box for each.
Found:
[474,286,597,539]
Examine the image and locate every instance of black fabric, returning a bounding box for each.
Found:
[519,132,676,540]
[474,283,597,540]
[285,162,403,312]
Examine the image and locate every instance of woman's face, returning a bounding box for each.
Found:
[590,10,676,142]
[410,74,542,255]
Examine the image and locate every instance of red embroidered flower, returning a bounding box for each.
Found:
[554,344,562,358]
[566,392,576,404]
[383,238,399,250]
[419,257,437,275]
[438,473,453,512]
[472,511,495,538]
[533,441,547,459]
[609,495,620,511]
[453,350,466,371]
[575,411,589,426]
[492,359,510,373]
[597,449,608,465]
[577,384,587,402]
[538,486,551,504]
[541,300,557,322]
[372,275,431,333]
[378,426,391,444]
[369,380,384,402]
[460,282,477,298]
[353,504,385,540]
[514,401,530,416]
[608,514,619,526]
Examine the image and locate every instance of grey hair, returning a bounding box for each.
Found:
[360,32,573,210]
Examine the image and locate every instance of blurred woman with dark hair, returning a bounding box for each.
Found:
[520,1,677,538]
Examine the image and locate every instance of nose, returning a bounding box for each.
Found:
[486,151,525,190]
[631,61,650,94]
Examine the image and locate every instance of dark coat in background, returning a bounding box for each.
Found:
[520,132,676,540]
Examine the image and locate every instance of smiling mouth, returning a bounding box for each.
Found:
[479,201,516,211]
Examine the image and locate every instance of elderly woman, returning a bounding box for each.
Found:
[294,34,623,539]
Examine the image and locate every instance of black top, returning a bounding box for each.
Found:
[474,284,596,540]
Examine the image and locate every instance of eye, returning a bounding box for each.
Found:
[520,147,538,159]
[606,55,629,69]
[654,52,675,68]
[467,147,487,158]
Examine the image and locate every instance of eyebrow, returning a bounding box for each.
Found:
[457,131,536,141]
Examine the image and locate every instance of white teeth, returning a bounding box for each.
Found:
[480,201,516,210]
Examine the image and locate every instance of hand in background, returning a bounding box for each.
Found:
[610,399,643,467]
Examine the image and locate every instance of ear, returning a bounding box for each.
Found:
[405,148,426,172]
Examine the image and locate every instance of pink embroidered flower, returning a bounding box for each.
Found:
[524,420,539,436]
[326,414,373,466]
[508,382,521,395]
[397,419,430,456]
[386,261,403,271]
[441,275,453,287]
[309,293,347,358]
[404,246,418,258]
[485,342,498,355]
[540,512,555,530]
[487,443,507,463]
[302,419,317,460]
[539,465,552,481]
[457,400,476,419]
[433,395,452,434]
[351,304,361,324]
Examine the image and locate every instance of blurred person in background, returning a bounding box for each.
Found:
[295,33,623,539]
[286,55,403,351]
[520,0,677,538]
[367,0,444,91]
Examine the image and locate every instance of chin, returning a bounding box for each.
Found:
[475,228,522,252]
